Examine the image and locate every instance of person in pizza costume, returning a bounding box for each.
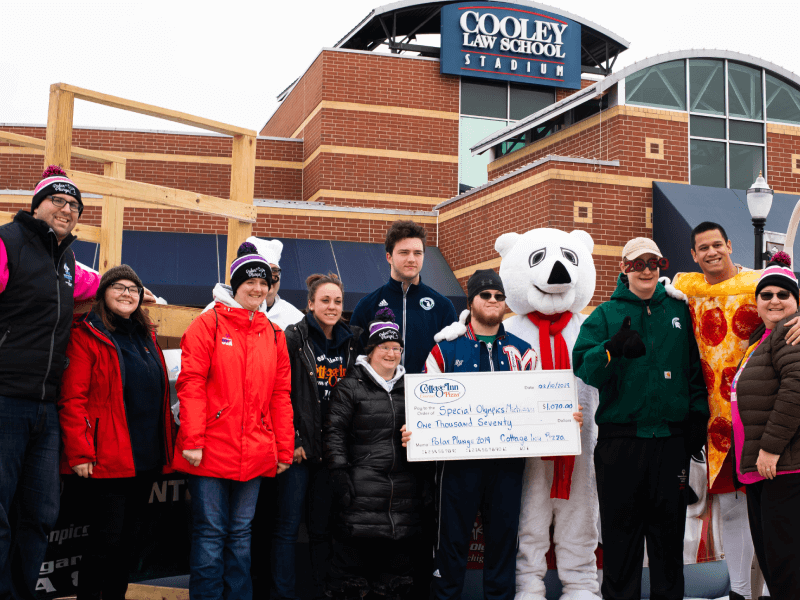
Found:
[436,228,602,600]
[672,222,800,600]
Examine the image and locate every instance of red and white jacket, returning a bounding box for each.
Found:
[172,291,293,480]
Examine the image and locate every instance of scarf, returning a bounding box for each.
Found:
[528,311,576,500]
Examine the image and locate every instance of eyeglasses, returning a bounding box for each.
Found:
[623,257,669,273]
[109,283,142,297]
[478,291,506,302]
[376,345,403,354]
[47,195,81,213]
[759,290,793,301]
[271,267,281,282]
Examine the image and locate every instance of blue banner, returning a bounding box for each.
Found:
[440,2,581,89]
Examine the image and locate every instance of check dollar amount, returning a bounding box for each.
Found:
[405,370,581,461]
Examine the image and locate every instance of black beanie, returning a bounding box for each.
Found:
[97,265,144,309]
[467,269,505,303]
[32,165,83,216]
[230,241,272,296]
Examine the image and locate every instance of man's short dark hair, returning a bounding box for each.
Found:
[691,222,729,250]
[385,220,427,255]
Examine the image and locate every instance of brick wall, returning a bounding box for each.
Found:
[766,129,800,194]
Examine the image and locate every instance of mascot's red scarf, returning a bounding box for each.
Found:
[529,311,575,500]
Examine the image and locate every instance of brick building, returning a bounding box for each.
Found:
[3,1,799,310]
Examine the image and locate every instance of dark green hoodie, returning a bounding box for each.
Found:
[573,274,708,437]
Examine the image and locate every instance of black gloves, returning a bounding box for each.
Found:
[329,469,355,507]
[604,316,646,359]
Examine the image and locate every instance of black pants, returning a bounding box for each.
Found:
[328,535,416,589]
[746,473,800,600]
[431,458,524,600]
[594,437,688,600]
[75,471,156,600]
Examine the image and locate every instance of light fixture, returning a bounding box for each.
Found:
[746,171,774,268]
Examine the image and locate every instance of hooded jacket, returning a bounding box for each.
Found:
[734,311,800,475]
[284,314,361,462]
[324,358,423,540]
[203,284,303,331]
[58,311,175,477]
[350,277,457,374]
[173,286,293,480]
[573,274,708,437]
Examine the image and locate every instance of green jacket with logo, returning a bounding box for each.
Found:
[572,275,708,437]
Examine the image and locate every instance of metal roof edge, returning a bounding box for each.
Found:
[254,198,437,217]
[434,155,619,209]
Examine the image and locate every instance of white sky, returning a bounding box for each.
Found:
[2,1,799,134]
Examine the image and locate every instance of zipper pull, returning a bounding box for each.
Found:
[85,417,92,428]
[647,305,651,316]
[216,408,224,418]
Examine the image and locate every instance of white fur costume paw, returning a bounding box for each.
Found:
[659,276,688,303]
[495,229,601,598]
[433,309,469,342]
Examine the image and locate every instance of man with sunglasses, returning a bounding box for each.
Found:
[419,269,538,600]
[573,237,708,600]
[0,166,158,600]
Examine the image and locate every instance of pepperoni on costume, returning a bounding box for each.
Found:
[732,304,761,340]
[701,360,715,391]
[700,307,727,347]
[708,416,732,453]
[719,367,738,401]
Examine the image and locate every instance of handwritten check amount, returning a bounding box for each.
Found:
[404,370,581,461]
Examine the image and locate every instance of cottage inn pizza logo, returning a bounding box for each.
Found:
[414,378,466,404]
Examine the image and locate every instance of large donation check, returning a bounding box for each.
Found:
[404,370,581,461]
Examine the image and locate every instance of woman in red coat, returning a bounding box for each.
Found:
[59,264,176,600]
[173,242,293,600]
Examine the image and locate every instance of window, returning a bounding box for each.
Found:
[459,79,555,190]
[691,140,726,188]
[766,73,800,124]
[626,60,686,110]
[690,59,724,115]
[728,63,762,120]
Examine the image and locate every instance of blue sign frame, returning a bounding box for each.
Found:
[440,2,581,89]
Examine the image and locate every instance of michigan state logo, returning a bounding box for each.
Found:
[420,297,435,310]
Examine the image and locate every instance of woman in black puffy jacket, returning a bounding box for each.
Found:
[324,308,423,600]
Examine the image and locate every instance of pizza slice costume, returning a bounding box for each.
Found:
[673,269,762,491]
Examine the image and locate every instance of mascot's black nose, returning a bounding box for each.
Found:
[548,260,572,285]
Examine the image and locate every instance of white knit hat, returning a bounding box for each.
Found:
[246,237,283,267]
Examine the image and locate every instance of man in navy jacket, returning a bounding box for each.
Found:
[350,220,456,374]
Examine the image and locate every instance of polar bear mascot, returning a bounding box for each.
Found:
[497,228,600,600]
[436,228,601,599]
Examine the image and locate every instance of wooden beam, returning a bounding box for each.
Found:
[65,170,257,223]
[225,135,257,282]
[0,210,101,243]
[99,162,126,273]
[44,85,75,169]
[0,130,126,164]
[55,83,256,138]
[146,304,202,339]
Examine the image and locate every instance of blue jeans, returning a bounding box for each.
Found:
[0,396,61,600]
[188,475,261,600]
[271,462,333,600]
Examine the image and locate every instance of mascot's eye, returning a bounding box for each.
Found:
[561,248,579,266]
[528,248,546,268]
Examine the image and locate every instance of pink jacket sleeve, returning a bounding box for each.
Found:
[73,260,100,302]
[0,240,8,294]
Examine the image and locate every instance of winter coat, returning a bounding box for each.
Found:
[573,274,708,437]
[266,295,304,330]
[58,311,175,478]
[734,311,800,475]
[173,288,293,480]
[284,315,361,462]
[425,322,536,373]
[350,277,457,374]
[324,360,423,540]
[0,211,98,401]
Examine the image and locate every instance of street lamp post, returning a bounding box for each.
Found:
[747,171,774,269]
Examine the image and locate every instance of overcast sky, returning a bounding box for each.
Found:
[2,1,799,134]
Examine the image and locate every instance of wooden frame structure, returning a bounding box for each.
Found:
[0,83,260,337]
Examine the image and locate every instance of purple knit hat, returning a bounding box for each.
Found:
[367,307,403,347]
[230,242,272,294]
[32,165,83,216]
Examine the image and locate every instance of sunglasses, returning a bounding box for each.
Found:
[478,291,506,302]
[623,257,669,273]
[759,290,793,301]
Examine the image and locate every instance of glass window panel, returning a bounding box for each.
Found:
[689,59,725,115]
[509,84,554,121]
[766,73,800,124]
[691,140,726,188]
[626,60,686,110]
[690,115,725,139]
[459,117,509,189]
[728,63,763,120]
[460,80,508,119]
[729,120,763,143]
[729,144,764,191]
